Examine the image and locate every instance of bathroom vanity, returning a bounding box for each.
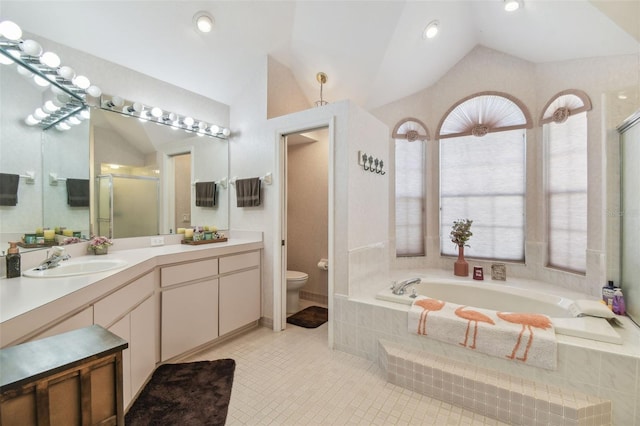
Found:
[0,235,262,410]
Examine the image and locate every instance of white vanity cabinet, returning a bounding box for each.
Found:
[219,252,261,336]
[160,258,219,361]
[93,272,157,409]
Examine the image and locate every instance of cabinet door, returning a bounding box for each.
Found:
[130,296,156,402]
[108,315,131,408]
[219,269,261,336]
[161,279,219,361]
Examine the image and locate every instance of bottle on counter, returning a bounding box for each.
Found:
[612,288,626,316]
[6,242,21,278]
[602,280,616,310]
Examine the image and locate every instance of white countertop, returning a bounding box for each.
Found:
[0,237,263,326]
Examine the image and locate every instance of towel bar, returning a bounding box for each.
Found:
[229,173,272,186]
[49,173,67,186]
[19,172,35,184]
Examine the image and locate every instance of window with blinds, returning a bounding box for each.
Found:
[541,91,591,273]
[393,118,429,257]
[437,92,531,261]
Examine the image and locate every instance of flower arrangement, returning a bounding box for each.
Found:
[450,219,473,247]
[87,235,113,252]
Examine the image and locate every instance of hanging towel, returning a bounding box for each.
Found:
[195,181,217,207]
[235,177,261,207]
[66,178,90,207]
[0,173,20,206]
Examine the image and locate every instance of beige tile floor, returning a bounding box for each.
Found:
[187,301,508,425]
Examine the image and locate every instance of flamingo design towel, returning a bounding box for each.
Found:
[408,296,557,370]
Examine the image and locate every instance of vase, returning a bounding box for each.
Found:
[94,246,108,255]
[454,245,469,276]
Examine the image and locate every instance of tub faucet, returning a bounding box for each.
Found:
[35,246,71,271]
[391,277,421,295]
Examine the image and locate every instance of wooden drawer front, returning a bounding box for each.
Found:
[94,273,154,327]
[219,251,260,274]
[161,258,218,287]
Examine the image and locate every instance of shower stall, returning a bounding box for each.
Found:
[97,174,160,238]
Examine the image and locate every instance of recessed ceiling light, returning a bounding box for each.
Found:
[193,11,214,33]
[504,0,521,12]
[423,20,439,40]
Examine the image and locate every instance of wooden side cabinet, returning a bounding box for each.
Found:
[0,325,128,426]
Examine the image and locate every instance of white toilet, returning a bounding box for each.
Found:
[286,270,308,314]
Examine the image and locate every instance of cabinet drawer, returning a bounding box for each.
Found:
[219,251,260,274]
[161,258,218,287]
[94,272,154,327]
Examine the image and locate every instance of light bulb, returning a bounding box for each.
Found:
[151,107,163,118]
[87,85,102,97]
[72,75,90,89]
[58,66,76,80]
[222,128,231,137]
[68,116,81,125]
[20,39,43,57]
[210,125,220,134]
[56,122,71,131]
[16,65,33,78]
[183,116,194,127]
[194,12,214,33]
[44,100,60,113]
[504,0,520,12]
[80,109,91,120]
[33,75,50,87]
[0,54,14,65]
[56,93,71,105]
[423,21,439,39]
[34,108,49,120]
[40,52,60,68]
[0,20,22,41]
[25,115,40,126]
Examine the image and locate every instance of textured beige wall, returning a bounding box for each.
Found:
[287,129,329,297]
[267,56,312,119]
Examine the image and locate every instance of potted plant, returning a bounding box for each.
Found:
[88,236,113,255]
[450,219,473,276]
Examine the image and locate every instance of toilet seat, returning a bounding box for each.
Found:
[286,270,308,282]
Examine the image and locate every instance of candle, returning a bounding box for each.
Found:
[184,229,194,240]
[35,227,43,236]
[43,229,55,241]
[63,229,74,237]
[177,228,185,234]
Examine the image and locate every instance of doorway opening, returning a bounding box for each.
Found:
[167,152,191,233]
[282,127,330,328]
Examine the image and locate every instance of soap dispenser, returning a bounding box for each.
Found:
[6,242,21,278]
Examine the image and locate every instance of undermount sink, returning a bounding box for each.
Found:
[23,259,128,278]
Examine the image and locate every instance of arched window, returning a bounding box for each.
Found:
[393,118,429,256]
[437,92,532,261]
[541,90,591,273]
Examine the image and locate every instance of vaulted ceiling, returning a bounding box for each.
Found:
[3,1,639,110]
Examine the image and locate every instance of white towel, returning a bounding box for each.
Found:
[408,296,557,370]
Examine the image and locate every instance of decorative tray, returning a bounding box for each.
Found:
[181,238,228,245]
[17,241,57,248]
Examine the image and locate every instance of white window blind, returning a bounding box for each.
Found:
[395,138,425,256]
[545,112,587,272]
[440,129,525,260]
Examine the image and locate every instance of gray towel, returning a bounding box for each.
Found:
[195,181,217,207]
[235,177,261,207]
[66,178,90,207]
[0,173,19,206]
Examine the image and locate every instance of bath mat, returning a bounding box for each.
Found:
[287,306,328,328]
[125,359,235,426]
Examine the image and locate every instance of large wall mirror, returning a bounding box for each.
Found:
[90,107,229,238]
[0,36,229,253]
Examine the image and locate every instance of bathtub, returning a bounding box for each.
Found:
[375,278,623,344]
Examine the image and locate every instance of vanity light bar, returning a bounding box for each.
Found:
[0,20,101,131]
[100,94,231,140]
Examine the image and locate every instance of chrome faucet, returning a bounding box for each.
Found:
[35,246,71,270]
[391,277,422,295]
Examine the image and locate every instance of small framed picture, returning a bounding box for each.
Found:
[491,263,506,281]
